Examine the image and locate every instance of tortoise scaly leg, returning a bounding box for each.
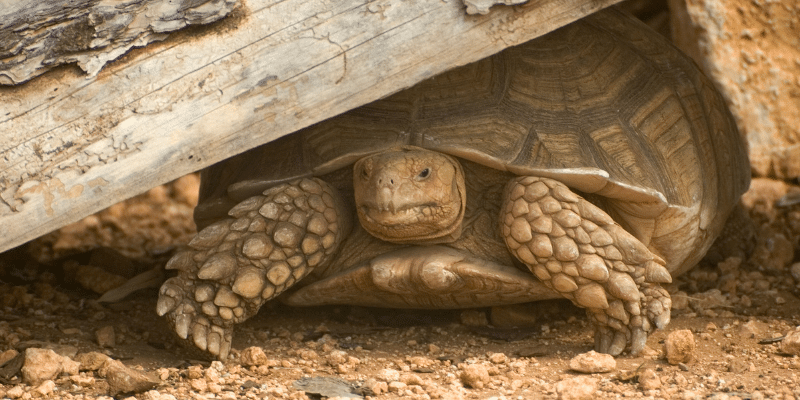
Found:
[501,176,672,356]
[157,178,349,359]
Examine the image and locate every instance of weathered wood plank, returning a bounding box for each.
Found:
[0,0,622,253]
[0,0,238,85]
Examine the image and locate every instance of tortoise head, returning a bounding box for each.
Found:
[353,146,466,244]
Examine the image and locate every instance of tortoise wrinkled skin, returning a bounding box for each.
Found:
[157,8,750,360]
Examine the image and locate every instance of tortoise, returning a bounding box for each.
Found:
[156,7,750,360]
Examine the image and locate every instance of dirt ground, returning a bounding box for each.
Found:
[1,167,800,400]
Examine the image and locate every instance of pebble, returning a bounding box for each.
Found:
[377,368,401,382]
[0,349,18,366]
[364,378,388,395]
[780,329,800,355]
[144,390,178,400]
[96,325,116,347]
[5,386,24,399]
[70,373,96,386]
[555,376,598,400]
[638,368,661,390]
[101,359,160,395]
[240,346,269,366]
[459,363,490,389]
[388,381,407,392]
[34,380,55,397]
[739,320,767,338]
[665,330,696,365]
[21,348,80,386]
[568,350,616,373]
[75,351,112,371]
[488,352,508,364]
[400,373,424,386]
[327,350,348,365]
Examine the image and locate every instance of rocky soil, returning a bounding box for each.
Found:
[1,171,800,400]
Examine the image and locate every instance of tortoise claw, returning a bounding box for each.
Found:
[156,279,184,316]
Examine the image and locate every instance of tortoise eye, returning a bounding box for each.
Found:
[418,168,430,179]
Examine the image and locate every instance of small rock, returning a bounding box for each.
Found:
[363,378,387,395]
[70,374,96,386]
[400,373,424,386]
[21,348,80,386]
[739,320,767,338]
[555,376,598,400]
[488,352,508,364]
[460,310,488,327]
[388,381,407,392]
[780,330,800,355]
[638,368,661,390]
[102,359,160,395]
[204,366,221,384]
[74,352,112,371]
[191,378,208,392]
[377,368,400,383]
[0,349,18,366]
[460,363,490,389]
[665,330,696,365]
[144,390,178,400]
[568,350,616,373]
[34,380,56,397]
[5,386,23,399]
[240,346,268,367]
[96,326,116,348]
[327,350,348,366]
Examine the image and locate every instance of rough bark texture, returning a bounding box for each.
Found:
[0,0,622,254]
[669,0,800,178]
[0,0,239,85]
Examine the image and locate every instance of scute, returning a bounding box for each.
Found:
[196,7,749,274]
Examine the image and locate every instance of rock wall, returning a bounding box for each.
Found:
[669,0,800,178]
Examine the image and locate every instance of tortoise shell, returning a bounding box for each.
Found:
[195,8,749,276]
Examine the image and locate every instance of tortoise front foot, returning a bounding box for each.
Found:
[501,176,672,356]
[157,178,348,359]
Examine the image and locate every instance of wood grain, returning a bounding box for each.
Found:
[0,0,238,85]
[0,0,621,253]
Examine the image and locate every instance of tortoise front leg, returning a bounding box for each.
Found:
[501,176,672,356]
[157,178,349,359]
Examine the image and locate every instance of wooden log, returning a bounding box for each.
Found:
[0,0,238,85]
[0,0,622,254]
